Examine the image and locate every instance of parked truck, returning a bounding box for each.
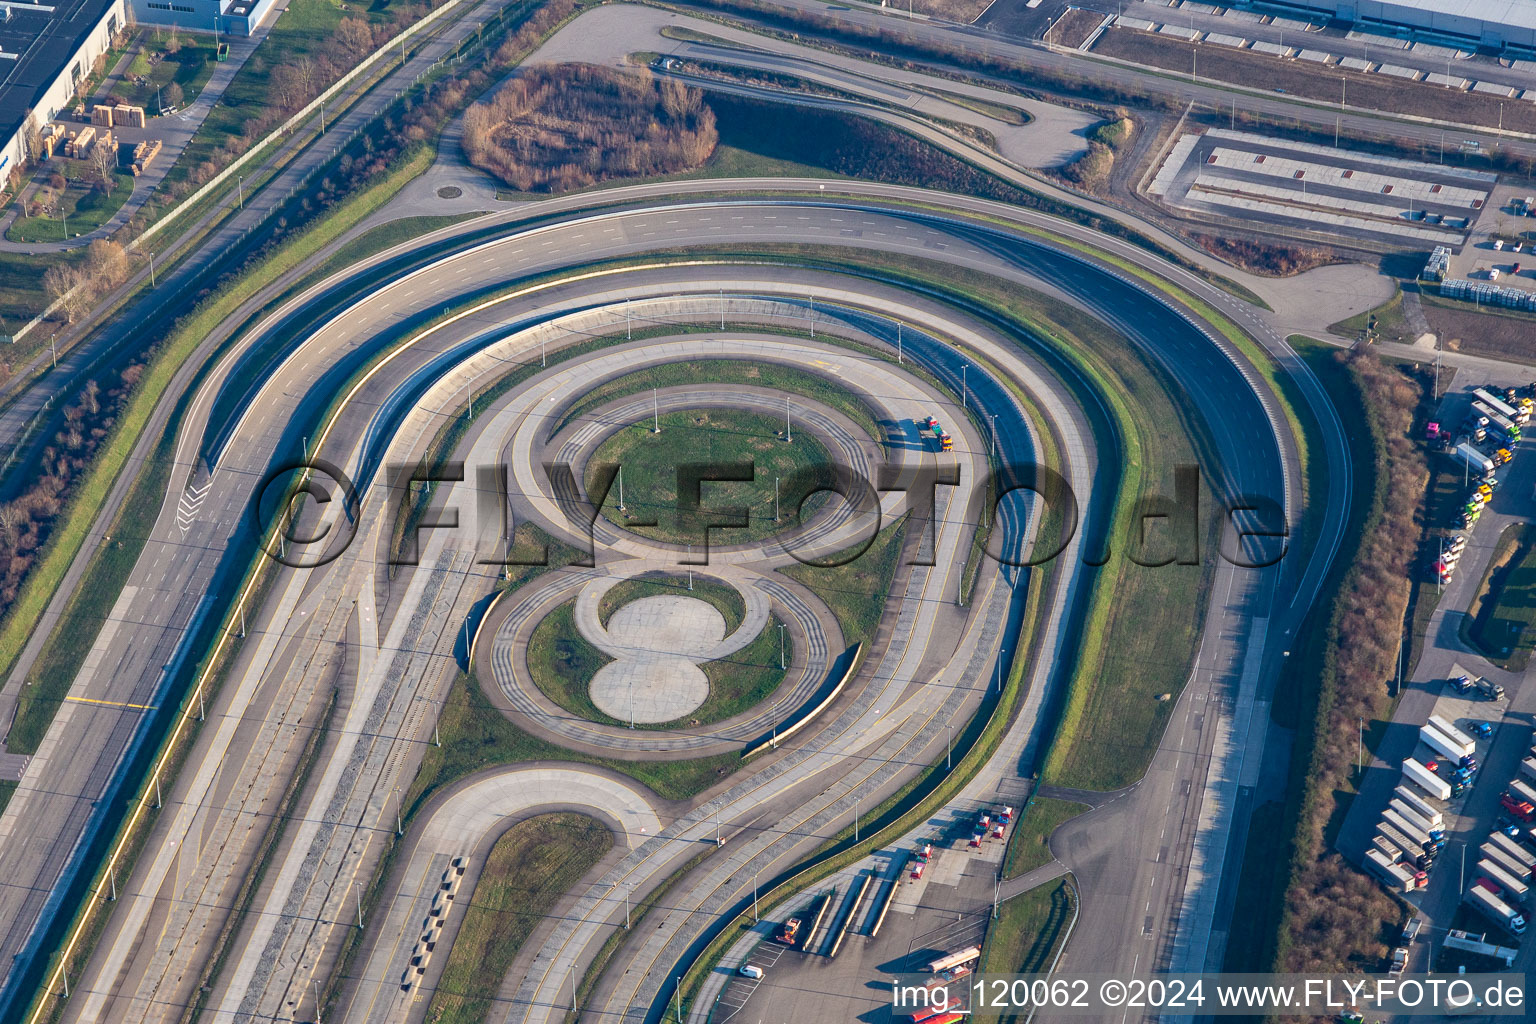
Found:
[1373,835,1404,862]
[1490,831,1536,872]
[1471,400,1522,443]
[1479,861,1530,905]
[1475,387,1530,426]
[1382,822,1425,865]
[1465,883,1528,934]
[1428,715,1477,751]
[1384,809,1445,850]
[1522,756,1536,783]
[1367,849,1425,892]
[1480,842,1531,882]
[1390,801,1445,839]
[1476,676,1506,701]
[1403,758,1452,801]
[1453,442,1497,480]
[1394,785,1442,824]
[1421,724,1475,763]
[1510,777,1536,807]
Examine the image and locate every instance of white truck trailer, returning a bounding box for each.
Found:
[1378,822,1422,858]
[1402,757,1451,801]
[1388,799,1437,834]
[1385,809,1442,849]
[1510,778,1536,807]
[1479,860,1531,905]
[1393,785,1442,824]
[1521,756,1536,783]
[1465,883,1528,934]
[1480,842,1531,882]
[1420,723,1474,763]
[1367,849,1422,893]
[1452,442,1496,480]
[1389,802,1444,839]
[1428,715,1477,751]
[1489,831,1536,872]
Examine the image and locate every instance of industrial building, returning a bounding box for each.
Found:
[0,0,282,194]
[1247,1,1536,53]
[131,0,282,37]
[0,0,126,187]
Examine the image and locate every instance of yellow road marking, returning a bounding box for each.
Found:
[64,696,156,710]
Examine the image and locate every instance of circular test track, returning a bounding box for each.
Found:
[45,180,1331,1024]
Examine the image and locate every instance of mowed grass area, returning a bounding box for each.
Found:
[411,670,738,809]
[598,572,745,633]
[780,514,907,648]
[979,880,1077,1022]
[425,813,612,1024]
[118,32,219,111]
[700,615,790,723]
[1002,797,1088,880]
[1464,523,1536,669]
[6,173,136,243]
[553,358,886,447]
[526,599,612,720]
[0,781,15,817]
[588,409,835,547]
[525,598,790,729]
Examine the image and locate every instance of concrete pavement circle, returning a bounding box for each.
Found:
[486,559,833,751]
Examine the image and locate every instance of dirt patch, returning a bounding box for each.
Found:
[906,0,995,25]
[1188,233,1339,276]
[1093,28,1536,136]
[1422,291,1536,363]
[1049,7,1107,49]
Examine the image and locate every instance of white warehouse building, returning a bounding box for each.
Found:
[1248,1,1536,52]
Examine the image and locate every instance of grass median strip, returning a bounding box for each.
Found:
[1002,797,1088,880]
[426,812,613,1024]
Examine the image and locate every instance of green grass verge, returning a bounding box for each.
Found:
[0,780,15,817]
[779,513,907,648]
[979,879,1078,1023]
[426,812,613,1024]
[554,357,885,450]
[598,572,746,632]
[1002,797,1088,880]
[6,174,136,243]
[589,408,834,546]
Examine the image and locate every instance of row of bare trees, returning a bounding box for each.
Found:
[150,3,437,206]
[0,367,137,617]
[1276,351,1428,974]
[41,240,132,323]
[462,65,718,192]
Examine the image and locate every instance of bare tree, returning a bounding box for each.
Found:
[43,265,89,323]
[90,138,118,193]
[21,110,42,166]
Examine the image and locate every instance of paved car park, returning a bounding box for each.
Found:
[1147,128,1494,247]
